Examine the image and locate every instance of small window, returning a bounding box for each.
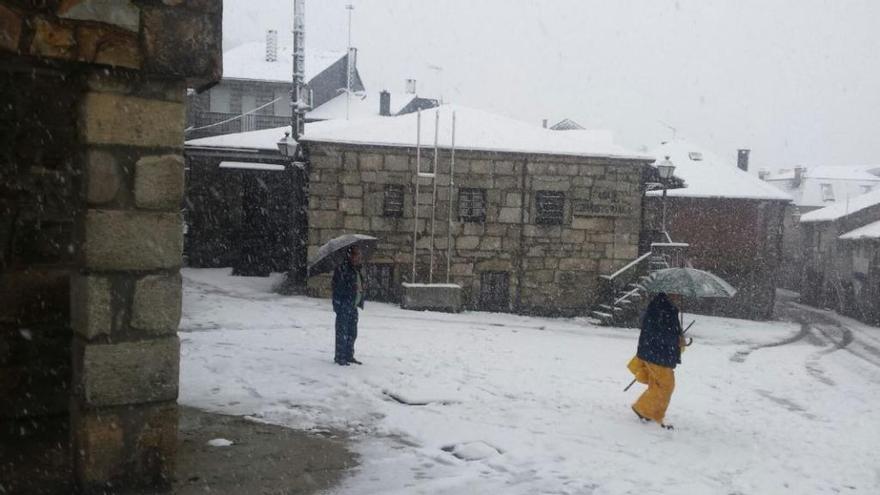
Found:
[820,183,835,202]
[209,86,232,113]
[861,185,873,194]
[458,188,487,223]
[383,184,405,217]
[535,191,565,225]
[688,151,703,161]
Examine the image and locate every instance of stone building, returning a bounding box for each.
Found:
[0,1,221,492]
[800,188,880,323]
[301,105,654,315]
[761,165,880,291]
[644,140,792,320]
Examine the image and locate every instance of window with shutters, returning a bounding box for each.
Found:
[458,188,487,223]
[383,184,405,217]
[535,191,565,225]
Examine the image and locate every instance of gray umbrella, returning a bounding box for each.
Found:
[643,267,737,298]
[308,234,378,276]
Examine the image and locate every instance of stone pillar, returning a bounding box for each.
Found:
[70,73,186,491]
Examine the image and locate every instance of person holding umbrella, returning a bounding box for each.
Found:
[331,245,365,366]
[308,233,377,366]
[628,292,684,429]
[627,267,737,429]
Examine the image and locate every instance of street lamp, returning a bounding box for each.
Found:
[656,156,676,236]
[277,131,296,158]
[656,156,676,181]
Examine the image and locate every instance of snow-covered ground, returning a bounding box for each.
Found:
[180,269,880,494]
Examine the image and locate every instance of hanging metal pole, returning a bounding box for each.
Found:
[429,110,440,283]
[345,4,354,120]
[412,110,421,283]
[446,111,456,283]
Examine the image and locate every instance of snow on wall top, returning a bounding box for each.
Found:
[306,91,419,121]
[223,41,344,83]
[186,126,294,150]
[799,187,880,223]
[839,220,880,240]
[300,104,652,160]
[646,140,792,202]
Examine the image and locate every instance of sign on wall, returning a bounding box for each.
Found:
[573,189,634,217]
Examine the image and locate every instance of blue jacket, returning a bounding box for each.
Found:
[637,293,682,368]
[331,261,364,313]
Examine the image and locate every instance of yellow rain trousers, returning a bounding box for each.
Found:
[628,356,675,424]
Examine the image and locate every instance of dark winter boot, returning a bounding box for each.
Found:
[632,406,650,423]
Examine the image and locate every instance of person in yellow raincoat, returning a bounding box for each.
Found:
[628,292,686,429]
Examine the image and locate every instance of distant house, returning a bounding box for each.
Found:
[186,30,364,139]
[301,105,654,314]
[548,118,585,131]
[762,166,880,290]
[799,188,880,324]
[306,87,438,122]
[645,140,792,320]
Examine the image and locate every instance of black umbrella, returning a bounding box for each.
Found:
[308,234,378,276]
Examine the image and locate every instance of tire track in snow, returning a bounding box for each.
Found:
[730,322,810,363]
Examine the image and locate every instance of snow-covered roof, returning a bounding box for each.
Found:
[799,187,880,223]
[840,220,880,240]
[645,140,792,201]
[306,91,423,121]
[223,41,345,83]
[300,104,651,160]
[186,126,294,151]
[762,166,880,208]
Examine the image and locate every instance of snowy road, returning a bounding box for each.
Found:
[179,269,880,495]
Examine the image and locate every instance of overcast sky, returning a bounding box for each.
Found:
[224,0,880,170]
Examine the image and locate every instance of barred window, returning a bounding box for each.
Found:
[383,184,405,217]
[535,191,564,225]
[458,188,487,223]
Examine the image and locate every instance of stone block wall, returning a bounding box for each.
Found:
[305,142,647,315]
[1,0,221,491]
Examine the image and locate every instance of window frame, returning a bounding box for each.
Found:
[820,183,835,202]
[458,187,487,223]
[535,190,565,225]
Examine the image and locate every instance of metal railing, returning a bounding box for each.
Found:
[188,112,291,139]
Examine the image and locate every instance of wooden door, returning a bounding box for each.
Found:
[479,271,510,312]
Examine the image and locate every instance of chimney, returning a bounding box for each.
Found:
[379,90,391,116]
[542,119,548,129]
[265,30,278,62]
[793,166,805,187]
[737,149,750,172]
[405,78,417,95]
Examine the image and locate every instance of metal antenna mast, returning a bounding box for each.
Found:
[659,120,677,141]
[291,0,306,139]
[345,4,354,120]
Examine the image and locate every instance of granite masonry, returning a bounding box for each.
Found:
[0,1,221,492]
[304,142,651,316]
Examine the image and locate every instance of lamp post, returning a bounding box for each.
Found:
[656,156,676,235]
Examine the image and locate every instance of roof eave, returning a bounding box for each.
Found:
[300,138,654,162]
